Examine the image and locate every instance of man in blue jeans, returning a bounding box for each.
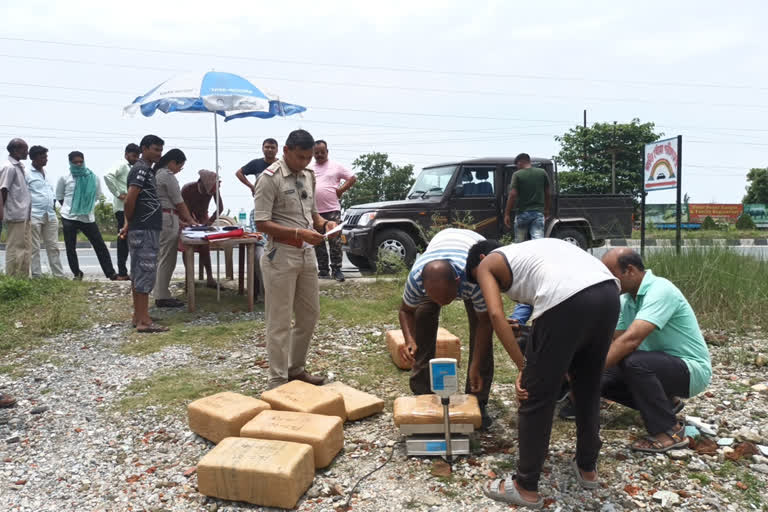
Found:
[504,153,551,326]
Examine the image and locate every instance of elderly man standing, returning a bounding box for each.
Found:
[253,129,338,389]
[310,140,356,281]
[26,145,64,277]
[398,228,495,428]
[0,138,31,277]
[598,248,711,453]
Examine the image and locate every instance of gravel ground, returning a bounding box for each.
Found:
[0,283,767,511]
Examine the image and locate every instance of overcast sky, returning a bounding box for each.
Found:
[1,0,765,215]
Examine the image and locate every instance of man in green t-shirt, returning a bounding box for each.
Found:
[599,248,711,453]
[503,153,550,242]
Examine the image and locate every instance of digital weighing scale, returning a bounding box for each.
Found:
[400,358,473,460]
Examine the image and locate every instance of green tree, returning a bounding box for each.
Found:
[736,213,757,230]
[555,119,662,200]
[743,167,768,204]
[93,197,116,234]
[341,152,415,209]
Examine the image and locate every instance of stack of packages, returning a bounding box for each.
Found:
[188,381,385,509]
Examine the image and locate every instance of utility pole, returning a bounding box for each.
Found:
[610,121,617,194]
[582,109,587,172]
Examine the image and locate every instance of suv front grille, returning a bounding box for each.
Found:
[344,212,361,226]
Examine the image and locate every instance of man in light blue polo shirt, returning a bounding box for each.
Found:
[600,248,711,453]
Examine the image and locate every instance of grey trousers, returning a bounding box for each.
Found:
[30,213,64,277]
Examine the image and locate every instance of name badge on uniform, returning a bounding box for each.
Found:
[284,189,296,195]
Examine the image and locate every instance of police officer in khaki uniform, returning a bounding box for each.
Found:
[253,129,339,389]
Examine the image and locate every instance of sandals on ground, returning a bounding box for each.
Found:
[482,475,543,509]
[631,423,689,453]
[571,459,599,489]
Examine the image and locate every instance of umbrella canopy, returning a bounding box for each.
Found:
[123,71,306,120]
[124,71,270,117]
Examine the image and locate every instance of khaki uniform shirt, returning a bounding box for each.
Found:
[253,159,317,246]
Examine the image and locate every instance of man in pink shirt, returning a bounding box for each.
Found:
[311,140,356,281]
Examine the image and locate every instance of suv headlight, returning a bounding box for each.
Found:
[358,212,377,227]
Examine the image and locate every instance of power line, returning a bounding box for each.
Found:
[2,36,768,93]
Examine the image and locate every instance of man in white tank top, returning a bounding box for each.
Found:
[465,238,620,508]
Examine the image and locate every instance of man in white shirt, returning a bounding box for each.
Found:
[26,146,64,277]
[466,238,620,509]
[104,143,140,279]
[56,151,119,280]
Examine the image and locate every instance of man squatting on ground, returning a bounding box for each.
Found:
[397,228,495,429]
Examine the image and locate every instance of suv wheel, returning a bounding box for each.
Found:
[373,229,418,270]
[346,253,372,269]
[553,228,588,250]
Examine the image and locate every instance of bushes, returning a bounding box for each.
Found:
[701,216,718,230]
[736,213,757,230]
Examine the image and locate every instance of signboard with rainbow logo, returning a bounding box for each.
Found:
[644,137,679,192]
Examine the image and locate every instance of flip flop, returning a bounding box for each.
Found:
[631,424,689,453]
[571,459,599,489]
[482,475,543,509]
[136,324,169,334]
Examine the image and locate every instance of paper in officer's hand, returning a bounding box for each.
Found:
[324,222,345,239]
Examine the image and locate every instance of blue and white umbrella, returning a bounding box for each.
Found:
[124,71,306,299]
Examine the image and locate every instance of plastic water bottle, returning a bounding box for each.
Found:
[238,208,247,228]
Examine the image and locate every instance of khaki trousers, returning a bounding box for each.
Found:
[261,243,320,386]
[4,220,31,277]
[153,212,180,300]
[30,213,64,277]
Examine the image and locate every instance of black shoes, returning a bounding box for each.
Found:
[332,268,345,282]
[155,298,185,308]
[318,270,330,279]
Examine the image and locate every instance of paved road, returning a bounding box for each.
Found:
[0,247,364,279]
[2,245,766,278]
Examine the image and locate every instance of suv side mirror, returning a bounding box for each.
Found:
[453,184,463,197]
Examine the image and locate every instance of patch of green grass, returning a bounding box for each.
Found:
[0,276,92,355]
[117,367,241,412]
[646,248,768,332]
[319,280,403,329]
[736,469,766,507]
[689,472,711,486]
[121,320,260,356]
[0,363,26,378]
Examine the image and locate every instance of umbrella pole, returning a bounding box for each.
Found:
[214,112,221,302]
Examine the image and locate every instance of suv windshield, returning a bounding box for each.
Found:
[406,165,456,199]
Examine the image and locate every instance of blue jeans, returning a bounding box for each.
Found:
[514,210,545,243]
[512,210,544,323]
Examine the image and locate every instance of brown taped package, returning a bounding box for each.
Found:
[323,381,385,421]
[393,394,482,429]
[385,328,461,370]
[187,392,271,444]
[261,380,347,421]
[241,410,344,468]
[197,437,314,509]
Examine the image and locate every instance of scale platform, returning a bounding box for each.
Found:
[405,434,471,456]
[399,423,475,436]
